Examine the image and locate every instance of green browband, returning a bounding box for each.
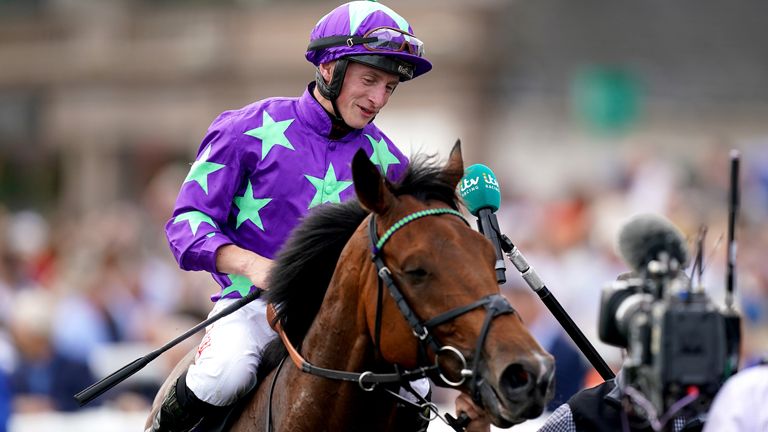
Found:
[374,208,467,254]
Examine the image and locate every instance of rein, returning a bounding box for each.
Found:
[273,317,437,389]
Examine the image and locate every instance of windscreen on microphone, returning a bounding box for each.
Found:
[617,213,690,274]
[459,164,501,216]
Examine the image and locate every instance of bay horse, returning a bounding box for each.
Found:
[146,142,555,431]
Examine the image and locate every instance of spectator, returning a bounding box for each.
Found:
[0,369,8,432]
[7,289,96,412]
[0,329,11,432]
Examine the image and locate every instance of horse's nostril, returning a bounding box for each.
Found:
[500,363,531,391]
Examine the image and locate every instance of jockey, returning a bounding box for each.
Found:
[151,1,441,431]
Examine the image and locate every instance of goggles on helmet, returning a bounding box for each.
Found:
[307,26,425,58]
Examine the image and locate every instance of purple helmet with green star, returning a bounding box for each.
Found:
[306,1,432,84]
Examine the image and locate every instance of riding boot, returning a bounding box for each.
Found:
[148,371,215,432]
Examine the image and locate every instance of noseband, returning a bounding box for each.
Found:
[368,207,516,403]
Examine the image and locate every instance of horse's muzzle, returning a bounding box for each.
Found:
[484,354,556,425]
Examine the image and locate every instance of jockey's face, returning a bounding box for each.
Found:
[318,61,399,129]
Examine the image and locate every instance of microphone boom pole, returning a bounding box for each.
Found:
[500,234,616,381]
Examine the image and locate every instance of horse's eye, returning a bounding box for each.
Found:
[404,268,429,280]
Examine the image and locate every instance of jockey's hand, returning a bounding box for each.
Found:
[215,244,273,289]
[455,393,491,432]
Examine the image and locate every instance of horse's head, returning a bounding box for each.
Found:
[349,142,555,426]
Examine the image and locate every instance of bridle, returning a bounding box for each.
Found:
[368,207,516,403]
[269,206,516,429]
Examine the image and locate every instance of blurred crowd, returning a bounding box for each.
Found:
[1,140,768,430]
[0,163,215,430]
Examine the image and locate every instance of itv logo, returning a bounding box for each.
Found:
[460,176,479,193]
[481,172,499,188]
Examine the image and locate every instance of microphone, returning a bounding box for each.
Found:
[459,164,506,284]
[617,213,690,275]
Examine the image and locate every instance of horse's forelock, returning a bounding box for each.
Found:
[391,154,461,210]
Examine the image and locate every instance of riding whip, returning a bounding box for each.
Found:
[74,289,262,406]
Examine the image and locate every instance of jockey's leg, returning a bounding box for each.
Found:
[149,370,217,432]
[150,297,276,432]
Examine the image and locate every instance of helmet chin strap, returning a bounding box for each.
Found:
[315,59,350,126]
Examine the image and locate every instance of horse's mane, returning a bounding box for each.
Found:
[257,155,461,380]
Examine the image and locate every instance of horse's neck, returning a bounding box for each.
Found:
[302,233,377,373]
[276,261,396,430]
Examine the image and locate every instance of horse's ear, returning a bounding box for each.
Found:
[441,139,465,189]
[352,149,395,214]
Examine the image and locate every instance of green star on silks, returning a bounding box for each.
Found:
[365,134,400,175]
[305,163,353,209]
[173,210,217,235]
[233,181,272,230]
[184,144,225,195]
[220,274,253,297]
[243,111,295,159]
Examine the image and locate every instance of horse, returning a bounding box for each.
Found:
[146,142,555,431]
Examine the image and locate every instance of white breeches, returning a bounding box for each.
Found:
[186,297,276,406]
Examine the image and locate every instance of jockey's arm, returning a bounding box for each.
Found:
[215,244,274,290]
